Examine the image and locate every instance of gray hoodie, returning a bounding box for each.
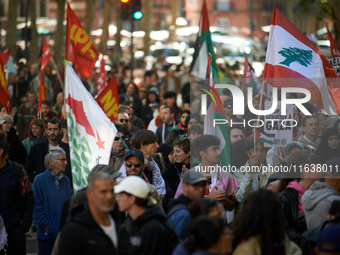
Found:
[302,181,340,230]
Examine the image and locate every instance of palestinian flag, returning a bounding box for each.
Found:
[254,129,274,145]
[263,7,340,115]
[65,64,117,192]
[326,26,340,58]
[203,54,231,169]
[243,56,263,96]
[190,0,220,79]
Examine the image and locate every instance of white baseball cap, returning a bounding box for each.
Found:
[114,176,150,199]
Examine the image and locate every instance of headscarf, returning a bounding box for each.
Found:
[316,127,340,162]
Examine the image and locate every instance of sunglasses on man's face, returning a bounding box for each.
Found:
[226,104,233,109]
[114,136,126,141]
[125,161,142,168]
[119,119,129,123]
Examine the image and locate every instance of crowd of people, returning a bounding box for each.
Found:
[1,59,340,255]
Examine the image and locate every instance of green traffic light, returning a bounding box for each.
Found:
[133,11,143,20]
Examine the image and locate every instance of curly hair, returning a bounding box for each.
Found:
[232,189,287,255]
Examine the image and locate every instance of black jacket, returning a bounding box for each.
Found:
[0,160,34,232]
[25,140,72,185]
[7,127,27,165]
[279,188,307,243]
[118,205,178,255]
[55,203,118,255]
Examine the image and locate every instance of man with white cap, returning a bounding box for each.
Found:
[115,176,178,255]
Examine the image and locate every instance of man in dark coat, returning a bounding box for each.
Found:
[54,171,118,255]
[25,118,71,185]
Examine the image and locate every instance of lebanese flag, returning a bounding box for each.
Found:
[263,7,340,115]
[65,64,117,192]
[66,3,99,78]
[243,56,263,96]
[326,26,340,58]
[96,76,119,123]
[0,53,12,113]
[97,56,107,94]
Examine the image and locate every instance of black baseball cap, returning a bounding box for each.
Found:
[124,149,144,163]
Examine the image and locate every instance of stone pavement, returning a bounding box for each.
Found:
[26,230,38,255]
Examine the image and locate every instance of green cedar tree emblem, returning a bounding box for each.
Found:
[278,47,313,67]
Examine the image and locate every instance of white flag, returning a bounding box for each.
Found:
[65,64,117,192]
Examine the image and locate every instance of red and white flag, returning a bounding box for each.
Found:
[326,26,340,58]
[97,56,107,94]
[41,35,51,70]
[263,7,340,115]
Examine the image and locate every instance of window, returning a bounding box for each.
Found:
[216,0,230,12]
[218,18,229,28]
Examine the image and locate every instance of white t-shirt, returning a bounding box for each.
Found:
[99,214,118,248]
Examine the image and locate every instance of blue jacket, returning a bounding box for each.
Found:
[33,169,72,241]
[167,195,192,240]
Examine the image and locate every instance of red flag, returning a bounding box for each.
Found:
[0,53,12,112]
[41,35,51,70]
[97,56,107,94]
[1,48,10,64]
[66,3,99,78]
[37,73,46,113]
[326,26,340,58]
[96,76,119,122]
[37,36,50,113]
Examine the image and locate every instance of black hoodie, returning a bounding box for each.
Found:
[55,203,118,255]
[118,205,178,255]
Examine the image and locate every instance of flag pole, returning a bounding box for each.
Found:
[51,56,64,91]
[117,132,130,151]
[253,127,256,154]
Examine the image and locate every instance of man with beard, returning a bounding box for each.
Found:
[119,130,166,197]
[54,171,118,255]
[25,118,71,185]
[122,149,163,209]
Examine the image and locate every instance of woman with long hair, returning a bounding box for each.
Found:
[233,189,301,255]
[22,119,46,154]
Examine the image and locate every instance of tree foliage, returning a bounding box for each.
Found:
[298,0,340,48]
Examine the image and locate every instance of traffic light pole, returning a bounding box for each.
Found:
[130,15,134,81]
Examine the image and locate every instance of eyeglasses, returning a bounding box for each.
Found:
[57,158,68,162]
[114,136,126,141]
[125,161,142,168]
[119,119,129,123]
[226,104,233,109]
